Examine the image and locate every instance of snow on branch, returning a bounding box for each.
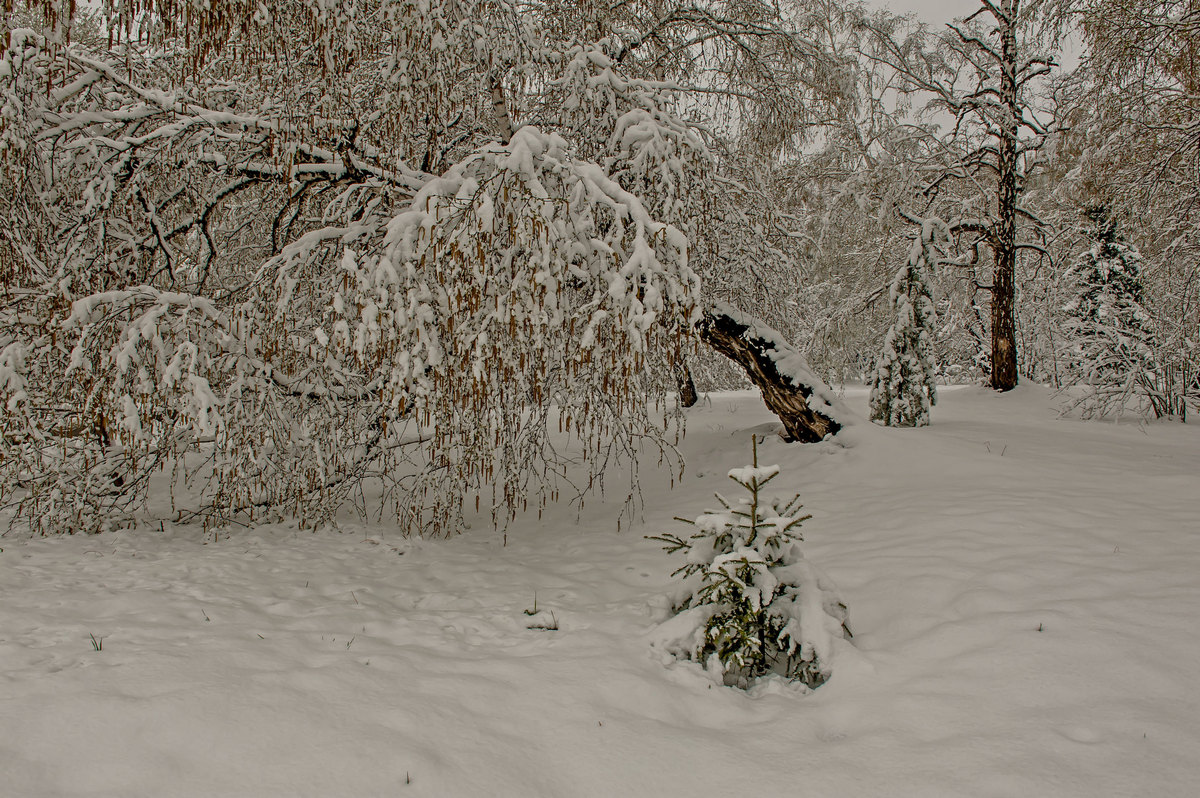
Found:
[319,125,700,532]
[2,0,863,536]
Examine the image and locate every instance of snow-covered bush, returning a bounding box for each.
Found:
[1059,209,1162,419]
[650,440,850,690]
[869,223,939,427]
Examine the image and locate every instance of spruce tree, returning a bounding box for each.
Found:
[650,438,850,690]
[1061,208,1159,418]
[870,229,939,427]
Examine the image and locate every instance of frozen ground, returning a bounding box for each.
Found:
[2,384,1198,797]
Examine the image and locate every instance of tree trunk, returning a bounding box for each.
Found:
[991,0,1020,392]
[490,72,514,144]
[697,305,841,443]
[675,361,698,408]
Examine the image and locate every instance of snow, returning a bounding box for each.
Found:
[3,384,1200,796]
[726,464,780,485]
[0,342,27,412]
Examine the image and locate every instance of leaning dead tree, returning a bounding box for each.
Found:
[699,304,843,442]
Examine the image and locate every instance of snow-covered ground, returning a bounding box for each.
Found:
[2,384,1198,797]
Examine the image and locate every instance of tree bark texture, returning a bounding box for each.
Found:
[675,362,698,408]
[490,73,514,144]
[991,0,1020,391]
[697,307,841,443]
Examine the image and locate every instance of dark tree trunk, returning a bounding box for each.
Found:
[697,306,841,443]
[990,0,1020,392]
[675,361,698,408]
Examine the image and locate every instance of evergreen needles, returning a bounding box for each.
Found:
[870,223,940,427]
[1060,208,1163,418]
[650,438,850,690]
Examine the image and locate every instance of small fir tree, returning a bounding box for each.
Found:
[650,438,850,690]
[1061,208,1160,418]
[870,227,939,427]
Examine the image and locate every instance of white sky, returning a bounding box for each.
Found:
[870,0,1084,68]
[873,0,972,24]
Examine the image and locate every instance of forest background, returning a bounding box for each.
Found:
[1,0,1196,537]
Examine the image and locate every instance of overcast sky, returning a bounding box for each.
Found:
[871,0,1084,68]
[872,0,972,24]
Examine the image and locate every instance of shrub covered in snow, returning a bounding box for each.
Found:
[650,440,850,689]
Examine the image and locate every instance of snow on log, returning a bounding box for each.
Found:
[697,302,844,443]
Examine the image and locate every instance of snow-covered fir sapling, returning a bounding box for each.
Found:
[869,222,940,427]
[649,438,850,690]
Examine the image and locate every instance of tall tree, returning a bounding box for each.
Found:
[865,0,1061,391]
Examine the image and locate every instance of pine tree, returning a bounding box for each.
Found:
[869,226,939,427]
[650,438,850,690]
[1060,208,1160,418]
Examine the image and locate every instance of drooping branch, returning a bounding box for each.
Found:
[2,0,864,536]
[697,303,844,443]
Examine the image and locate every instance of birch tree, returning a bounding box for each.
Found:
[1,0,849,535]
